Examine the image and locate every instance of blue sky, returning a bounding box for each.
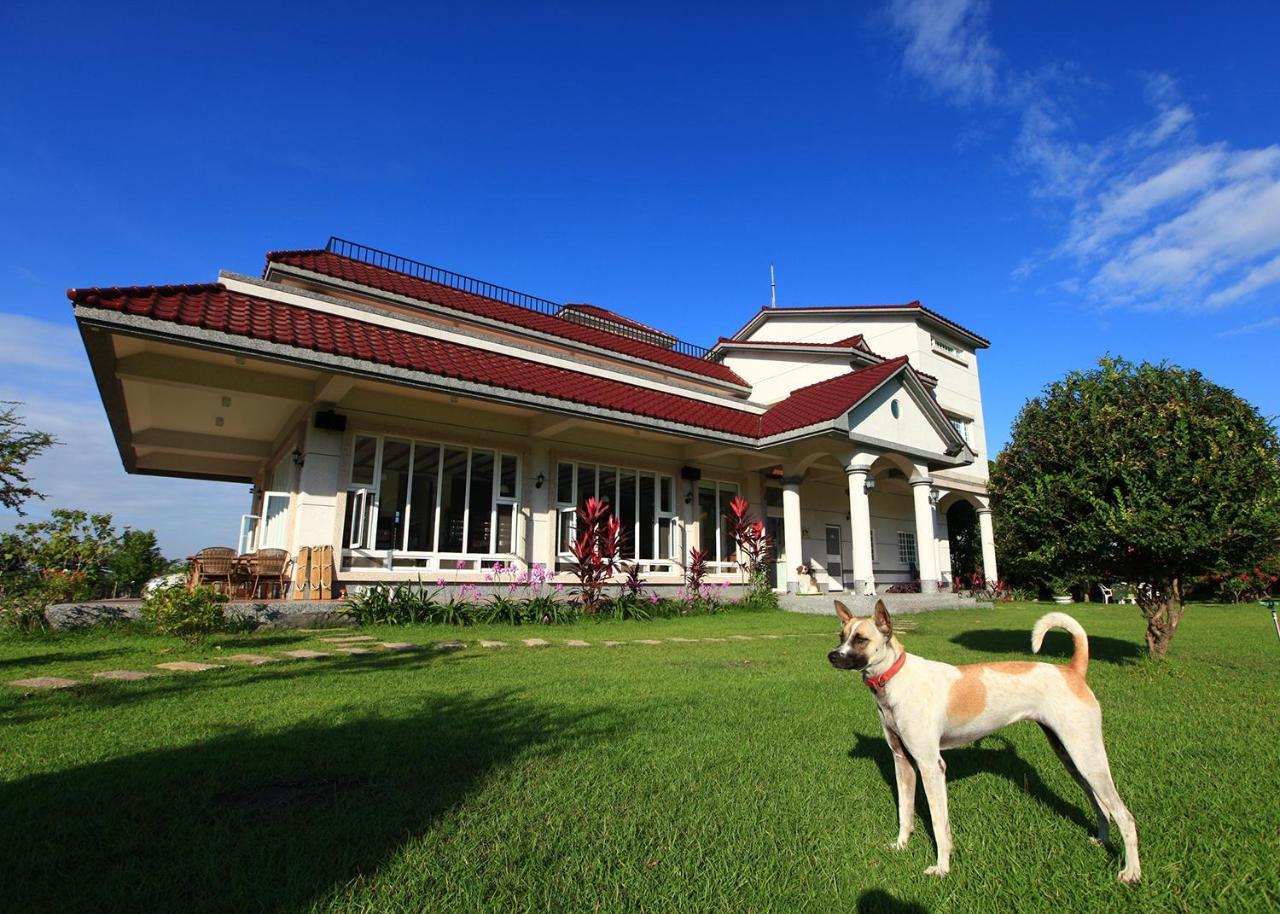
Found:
[2,1,1277,556]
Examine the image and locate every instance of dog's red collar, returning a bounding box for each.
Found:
[864,651,907,692]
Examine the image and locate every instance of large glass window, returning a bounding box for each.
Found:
[555,460,676,564]
[696,481,740,566]
[344,435,519,560]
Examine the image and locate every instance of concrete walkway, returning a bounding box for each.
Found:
[779,591,991,616]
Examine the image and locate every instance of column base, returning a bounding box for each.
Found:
[920,579,939,594]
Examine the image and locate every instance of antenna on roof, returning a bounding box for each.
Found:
[770,263,777,308]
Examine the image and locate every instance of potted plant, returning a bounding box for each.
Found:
[1045,575,1074,604]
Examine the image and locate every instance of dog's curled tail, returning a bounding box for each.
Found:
[1031,612,1089,677]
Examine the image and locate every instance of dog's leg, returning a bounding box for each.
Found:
[1039,723,1110,844]
[1057,725,1141,884]
[916,752,952,877]
[883,726,916,850]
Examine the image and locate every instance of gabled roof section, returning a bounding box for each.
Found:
[264,248,748,389]
[759,357,910,437]
[729,302,990,349]
[710,334,937,387]
[557,303,677,345]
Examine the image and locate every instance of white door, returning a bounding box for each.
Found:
[825,525,844,591]
[259,492,292,549]
[237,514,259,554]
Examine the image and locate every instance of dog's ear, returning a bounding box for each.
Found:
[873,599,892,636]
[835,600,853,624]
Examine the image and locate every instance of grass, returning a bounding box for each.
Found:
[1,602,1277,913]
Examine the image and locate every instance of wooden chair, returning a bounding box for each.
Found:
[249,548,291,599]
[192,547,238,594]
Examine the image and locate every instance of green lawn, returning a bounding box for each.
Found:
[1,602,1277,913]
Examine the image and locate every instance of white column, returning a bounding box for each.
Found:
[526,442,552,569]
[293,415,343,553]
[911,477,940,593]
[781,475,803,592]
[977,506,999,585]
[846,464,875,595]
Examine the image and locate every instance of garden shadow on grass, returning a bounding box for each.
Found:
[857,889,930,913]
[847,730,1095,841]
[0,691,614,913]
[949,628,1142,664]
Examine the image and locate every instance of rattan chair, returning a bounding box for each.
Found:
[249,548,291,599]
[192,546,238,594]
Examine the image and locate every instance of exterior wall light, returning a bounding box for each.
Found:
[864,476,877,494]
[929,487,941,506]
[535,472,546,489]
[291,448,305,469]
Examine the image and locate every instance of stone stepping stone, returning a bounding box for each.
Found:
[434,640,466,650]
[701,637,727,642]
[633,639,662,645]
[563,639,591,647]
[478,640,507,648]
[728,635,754,641]
[602,641,624,647]
[759,635,782,639]
[667,637,697,642]
[335,647,373,655]
[7,676,79,690]
[93,670,152,681]
[225,654,278,665]
[378,642,419,652]
[155,661,224,672]
[321,635,375,643]
[280,649,332,660]
[522,638,549,647]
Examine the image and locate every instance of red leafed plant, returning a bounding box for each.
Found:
[724,496,775,595]
[568,497,623,613]
[685,546,710,600]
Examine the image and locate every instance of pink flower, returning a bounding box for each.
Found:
[648,593,659,604]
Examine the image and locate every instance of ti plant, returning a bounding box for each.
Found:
[568,497,623,613]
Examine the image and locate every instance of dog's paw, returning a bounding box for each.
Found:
[924,865,949,879]
[1118,867,1141,885]
[890,835,911,851]
[1088,836,1106,847]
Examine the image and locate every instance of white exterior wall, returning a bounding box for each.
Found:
[719,350,855,405]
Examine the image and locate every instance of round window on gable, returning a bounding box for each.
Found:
[890,399,901,419]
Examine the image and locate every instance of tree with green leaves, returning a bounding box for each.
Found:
[990,357,1280,659]
[0,402,56,514]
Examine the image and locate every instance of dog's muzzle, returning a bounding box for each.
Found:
[827,648,862,671]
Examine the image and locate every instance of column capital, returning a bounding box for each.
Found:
[976,505,993,516]
[845,464,873,477]
[910,477,934,488]
[780,475,805,487]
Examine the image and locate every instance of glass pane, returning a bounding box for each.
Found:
[350,435,377,486]
[720,484,739,565]
[499,454,517,500]
[765,487,783,509]
[342,490,364,548]
[618,471,636,559]
[496,505,514,554]
[638,474,655,559]
[374,439,411,550]
[406,444,439,552]
[826,526,841,555]
[577,464,596,503]
[558,510,574,553]
[439,448,468,552]
[658,517,672,560]
[557,462,574,505]
[698,485,717,558]
[598,467,616,510]
[659,476,672,514]
[467,451,495,553]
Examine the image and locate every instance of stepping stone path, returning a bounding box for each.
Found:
[7,676,79,690]
[226,654,278,665]
[281,649,332,659]
[563,640,591,647]
[298,628,351,633]
[479,640,507,648]
[156,661,224,672]
[634,639,663,645]
[322,635,375,643]
[522,638,549,647]
[602,641,624,647]
[93,670,152,681]
[667,637,697,642]
[379,642,419,652]
[434,641,466,650]
[334,647,373,655]
[702,637,727,642]
[728,635,754,641]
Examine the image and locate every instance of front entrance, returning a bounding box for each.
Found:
[825,524,844,591]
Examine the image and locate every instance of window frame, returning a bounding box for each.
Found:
[897,530,918,567]
[554,459,678,571]
[695,479,741,571]
[342,432,520,568]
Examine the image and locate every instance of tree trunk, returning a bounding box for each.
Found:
[1139,577,1184,659]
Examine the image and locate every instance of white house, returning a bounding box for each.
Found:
[72,237,997,595]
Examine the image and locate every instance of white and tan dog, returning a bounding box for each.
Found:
[828,599,1140,883]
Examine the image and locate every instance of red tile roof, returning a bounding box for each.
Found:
[71,283,924,444]
[558,303,677,342]
[264,250,747,388]
[758,357,910,437]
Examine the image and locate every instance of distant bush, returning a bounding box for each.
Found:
[142,585,228,645]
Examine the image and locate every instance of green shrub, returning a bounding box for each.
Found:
[142,585,228,644]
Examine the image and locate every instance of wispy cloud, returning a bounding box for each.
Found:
[1217,315,1280,338]
[885,0,1280,315]
[0,312,247,557]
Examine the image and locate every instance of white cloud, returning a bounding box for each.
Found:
[0,311,247,558]
[886,0,1000,104]
[1217,314,1280,337]
[883,0,1280,316]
